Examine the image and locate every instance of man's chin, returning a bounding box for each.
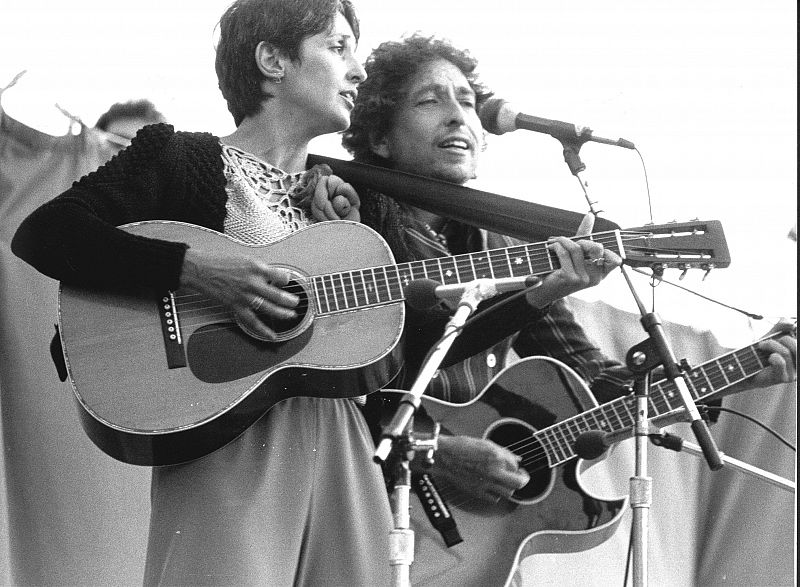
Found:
[428,165,475,186]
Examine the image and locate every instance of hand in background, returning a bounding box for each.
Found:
[425,435,530,503]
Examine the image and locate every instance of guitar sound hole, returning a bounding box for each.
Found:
[255,280,309,336]
[487,421,551,501]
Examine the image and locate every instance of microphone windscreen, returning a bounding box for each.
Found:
[404,279,441,311]
[478,98,509,135]
[573,430,610,460]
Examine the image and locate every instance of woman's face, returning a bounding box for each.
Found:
[281,12,366,137]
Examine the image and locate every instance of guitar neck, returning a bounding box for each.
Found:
[311,230,624,315]
[535,334,781,467]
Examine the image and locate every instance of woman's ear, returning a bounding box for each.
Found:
[255,41,285,82]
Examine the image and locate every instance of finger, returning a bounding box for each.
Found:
[576,212,595,237]
[260,283,299,308]
[555,237,590,282]
[547,239,571,271]
[237,310,278,341]
[331,194,351,217]
[251,295,298,318]
[262,266,291,286]
[312,177,338,221]
[334,180,361,208]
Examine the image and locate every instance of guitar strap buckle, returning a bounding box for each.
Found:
[412,472,463,548]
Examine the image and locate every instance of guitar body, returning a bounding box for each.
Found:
[402,357,627,586]
[59,220,404,466]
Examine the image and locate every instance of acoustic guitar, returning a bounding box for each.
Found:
[58,218,729,465]
[394,331,787,586]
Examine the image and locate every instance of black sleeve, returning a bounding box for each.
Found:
[11,123,188,290]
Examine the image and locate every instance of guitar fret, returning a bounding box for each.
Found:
[324,275,338,312]
[546,245,556,272]
[655,380,677,413]
[504,249,515,276]
[369,268,381,304]
[311,277,325,313]
[351,271,367,308]
[718,353,746,384]
[605,400,627,430]
[337,274,349,309]
[551,427,570,463]
[438,256,458,285]
[648,394,659,415]
[472,252,492,278]
[688,367,713,397]
[588,408,607,431]
[710,359,731,387]
[460,255,477,281]
[537,429,559,466]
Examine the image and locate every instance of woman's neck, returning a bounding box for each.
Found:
[221,113,311,173]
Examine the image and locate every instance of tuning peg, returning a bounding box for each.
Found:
[701,263,713,280]
[678,264,688,280]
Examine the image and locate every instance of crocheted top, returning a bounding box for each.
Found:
[220,144,311,244]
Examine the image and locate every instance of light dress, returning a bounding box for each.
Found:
[143,145,392,586]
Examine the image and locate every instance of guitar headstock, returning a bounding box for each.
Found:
[619,220,731,275]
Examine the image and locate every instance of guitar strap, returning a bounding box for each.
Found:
[307,154,620,242]
[412,472,463,548]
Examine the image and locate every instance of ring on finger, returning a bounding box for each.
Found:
[251,296,265,312]
[589,257,606,266]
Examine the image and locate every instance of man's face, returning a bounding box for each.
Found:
[371,59,482,185]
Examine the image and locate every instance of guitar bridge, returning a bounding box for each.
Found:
[157,291,187,369]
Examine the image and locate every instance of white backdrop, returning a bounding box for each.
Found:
[2,0,796,348]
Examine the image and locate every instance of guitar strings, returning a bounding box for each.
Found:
[170,233,633,329]
[437,344,769,510]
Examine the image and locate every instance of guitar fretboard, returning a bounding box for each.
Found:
[311,231,625,314]
[535,335,778,466]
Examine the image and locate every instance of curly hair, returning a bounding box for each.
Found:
[342,34,493,166]
[215,0,360,126]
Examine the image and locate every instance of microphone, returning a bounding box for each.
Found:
[479,98,636,150]
[404,276,541,311]
[573,430,612,460]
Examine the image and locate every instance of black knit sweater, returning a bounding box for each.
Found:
[11,122,535,373]
[11,123,226,290]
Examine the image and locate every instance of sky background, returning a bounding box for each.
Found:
[1,0,796,348]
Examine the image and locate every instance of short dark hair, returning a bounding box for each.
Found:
[94,99,165,131]
[215,0,360,126]
[342,34,493,166]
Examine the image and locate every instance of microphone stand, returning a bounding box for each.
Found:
[619,265,725,587]
[648,427,795,493]
[374,280,499,587]
[559,137,603,218]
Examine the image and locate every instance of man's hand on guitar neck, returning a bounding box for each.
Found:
[524,212,622,309]
[728,320,796,396]
[423,435,530,503]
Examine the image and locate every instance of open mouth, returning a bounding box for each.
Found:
[339,90,357,109]
[438,137,471,151]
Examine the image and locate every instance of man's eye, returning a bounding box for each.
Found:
[331,44,345,54]
[417,98,437,106]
